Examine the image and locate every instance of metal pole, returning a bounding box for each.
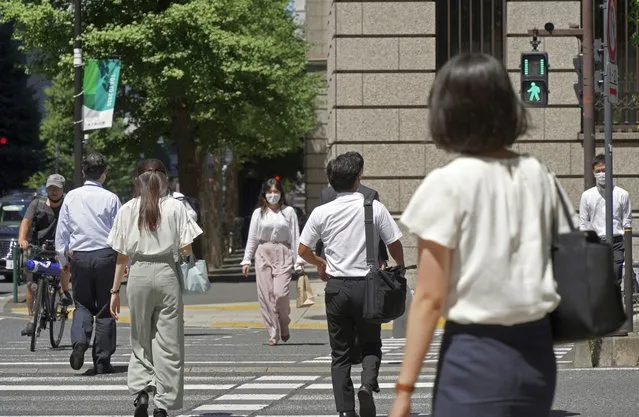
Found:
[583,0,596,189]
[623,228,634,332]
[603,1,614,245]
[73,0,83,188]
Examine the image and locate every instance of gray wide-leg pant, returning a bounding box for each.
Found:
[126,260,184,411]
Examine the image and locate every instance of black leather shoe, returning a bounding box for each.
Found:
[70,342,88,370]
[357,385,376,417]
[153,408,168,417]
[134,391,149,417]
[96,363,114,374]
[21,322,34,337]
[339,412,358,417]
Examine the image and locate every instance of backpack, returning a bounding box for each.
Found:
[174,194,201,225]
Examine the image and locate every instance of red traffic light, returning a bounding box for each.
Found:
[0,137,7,145]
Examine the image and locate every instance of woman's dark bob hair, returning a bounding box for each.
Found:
[428,53,528,154]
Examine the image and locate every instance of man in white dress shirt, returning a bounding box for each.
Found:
[298,153,405,417]
[55,153,122,374]
[579,153,632,286]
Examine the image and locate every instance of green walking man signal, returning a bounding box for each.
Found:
[520,51,549,106]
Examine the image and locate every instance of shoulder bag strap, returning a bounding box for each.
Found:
[549,171,577,233]
[364,198,376,270]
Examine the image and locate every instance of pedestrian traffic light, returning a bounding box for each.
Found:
[573,53,583,106]
[520,52,549,106]
[0,137,7,145]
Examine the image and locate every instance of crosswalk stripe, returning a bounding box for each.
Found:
[0,384,234,391]
[194,403,268,411]
[255,375,320,381]
[236,382,304,389]
[215,393,288,401]
[306,382,434,390]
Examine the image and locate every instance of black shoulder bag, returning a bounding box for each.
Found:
[362,198,408,324]
[550,176,626,342]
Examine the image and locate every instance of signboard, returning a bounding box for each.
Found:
[606,0,618,103]
[82,59,121,131]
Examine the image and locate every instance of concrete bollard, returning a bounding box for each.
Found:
[392,287,413,338]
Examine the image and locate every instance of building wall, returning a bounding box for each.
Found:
[318,0,639,269]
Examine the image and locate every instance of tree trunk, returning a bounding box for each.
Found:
[224,162,240,248]
[198,150,225,268]
[172,100,198,197]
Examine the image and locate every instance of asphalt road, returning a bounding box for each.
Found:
[0,311,636,417]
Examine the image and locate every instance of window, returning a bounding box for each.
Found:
[436,0,506,69]
[592,0,639,128]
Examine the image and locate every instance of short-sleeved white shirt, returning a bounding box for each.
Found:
[401,155,573,326]
[300,192,402,277]
[107,196,203,261]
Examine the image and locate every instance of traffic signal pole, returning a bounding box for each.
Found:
[73,0,83,188]
[583,0,596,190]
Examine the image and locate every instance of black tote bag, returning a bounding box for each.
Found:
[361,199,407,324]
[550,176,626,343]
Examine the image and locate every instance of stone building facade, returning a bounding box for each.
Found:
[303,0,639,268]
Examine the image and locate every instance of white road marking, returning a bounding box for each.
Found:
[236,382,304,389]
[255,375,320,381]
[306,381,434,390]
[0,384,234,391]
[215,393,287,401]
[194,403,267,411]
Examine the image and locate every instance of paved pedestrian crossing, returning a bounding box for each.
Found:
[303,330,575,366]
[0,318,575,417]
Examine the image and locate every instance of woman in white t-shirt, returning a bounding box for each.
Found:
[107,159,202,417]
[389,53,574,417]
[241,178,304,345]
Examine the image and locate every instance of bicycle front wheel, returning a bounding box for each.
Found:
[48,289,67,348]
[30,280,45,352]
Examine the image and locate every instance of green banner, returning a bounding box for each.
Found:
[82,59,121,131]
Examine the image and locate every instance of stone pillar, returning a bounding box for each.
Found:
[327,0,440,272]
[305,0,331,212]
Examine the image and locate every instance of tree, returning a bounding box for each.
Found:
[0,0,319,267]
[0,22,43,194]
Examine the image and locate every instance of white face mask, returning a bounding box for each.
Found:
[265,192,281,205]
[594,172,606,187]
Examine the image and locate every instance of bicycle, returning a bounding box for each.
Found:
[22,242,69,352]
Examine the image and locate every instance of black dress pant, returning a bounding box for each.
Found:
[70,248,117,367]
[325,278,382,412]
[602,236,625,286]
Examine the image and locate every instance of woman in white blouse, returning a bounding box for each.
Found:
[389,53,574,417]
[241,178,303,346]
[107,159,202,417]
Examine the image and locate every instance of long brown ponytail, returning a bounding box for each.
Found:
[134,159,169,232]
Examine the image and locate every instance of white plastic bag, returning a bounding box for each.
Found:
[179,258,210,294]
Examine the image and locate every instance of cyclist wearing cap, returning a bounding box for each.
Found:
[18,173,72,336]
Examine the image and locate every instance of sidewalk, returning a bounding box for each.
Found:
[2,280,446,331]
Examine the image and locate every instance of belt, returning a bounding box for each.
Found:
[131,254,175,263]
[328,275,367,281]
[258,240,291,248]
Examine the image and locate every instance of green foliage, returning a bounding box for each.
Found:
[0,0,319,161]
[0,22,43,194]
[25,74,139,197]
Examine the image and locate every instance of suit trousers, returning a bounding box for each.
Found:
[127,258,185,411]
[325,278,382,412]
[255,242,293,343]
[70,248,117,367]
